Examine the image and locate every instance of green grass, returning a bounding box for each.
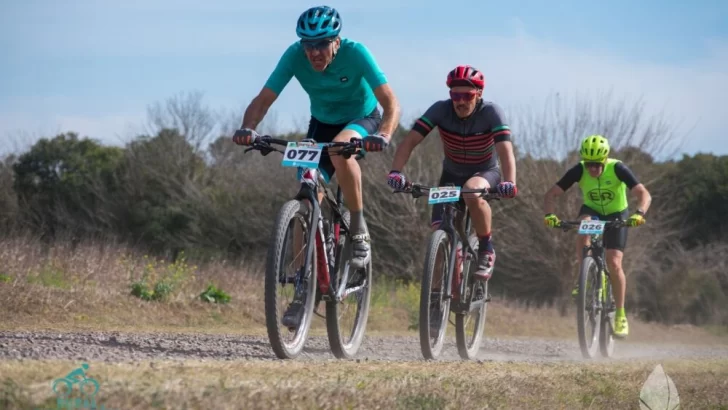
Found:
[1,358,727,409]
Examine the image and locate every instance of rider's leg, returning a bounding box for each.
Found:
[329,128,367,269]
[328,113,381,269]
[605,249,626,312]
[463,176,492,281]
[463,169,500,281]
[605,216,629,337]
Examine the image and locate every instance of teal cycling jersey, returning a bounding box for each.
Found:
[264,37,388,124]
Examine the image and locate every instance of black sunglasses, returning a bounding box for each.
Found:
[301,39,334,50]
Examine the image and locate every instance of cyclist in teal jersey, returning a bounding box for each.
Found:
[232,6,401,328]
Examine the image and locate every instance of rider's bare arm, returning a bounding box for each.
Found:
[390,102,445,171]
[242,45,296,130]
[631,184,652,213]
[544,164,582,214]
[544,185,565,215]
[352,42,400,138]
[390,129,425,171]
[373,83,401,137]
[241,87,279,129]
[614,162,652,213]
[495,140,516,184]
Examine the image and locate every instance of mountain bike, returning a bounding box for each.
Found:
[556,217,631,359]
[243,135,373,360]
[394,182,505,360]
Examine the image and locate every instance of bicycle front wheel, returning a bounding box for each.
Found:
[576,255,601,359]
[264,199,318,359]
[326,210,373,359]
[419,229,452,360]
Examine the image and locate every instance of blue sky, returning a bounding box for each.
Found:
[1,0,727,157]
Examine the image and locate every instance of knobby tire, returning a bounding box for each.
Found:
[420,229,451,360]
[577,255,600,359]
[264,200,318,359]
[326,210,373,359]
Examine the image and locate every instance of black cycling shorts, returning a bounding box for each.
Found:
[300,108,381,183]
[431,167,501,227]
[577,205,629,251]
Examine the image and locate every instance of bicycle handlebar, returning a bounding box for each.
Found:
[242,135,365,160]
[557,219,629,231]
[393,182,503,200]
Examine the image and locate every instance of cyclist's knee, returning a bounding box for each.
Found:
[462,176,488,203]
[606,249,623,270]
[333,128,361,143]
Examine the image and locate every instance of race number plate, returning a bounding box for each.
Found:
[428,186,461,204]
[578,219,607,235]
[281,142,323,168]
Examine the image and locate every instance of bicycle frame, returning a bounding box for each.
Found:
[438,198,477,311]
[244,136,364,302]
[396,183,501,313]
[294,168,359,302]
[561,219,628,307]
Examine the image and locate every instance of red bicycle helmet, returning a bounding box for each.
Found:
[446,65,485,89]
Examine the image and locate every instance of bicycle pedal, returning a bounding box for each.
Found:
[321,294,332,301]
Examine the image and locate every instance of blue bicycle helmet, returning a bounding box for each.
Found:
[296,6,342,40]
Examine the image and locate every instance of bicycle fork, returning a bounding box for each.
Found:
[294,175,334,298]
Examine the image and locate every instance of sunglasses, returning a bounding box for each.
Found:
[449,90,477,102]
[301,39,334,51]
[584,161,604,168]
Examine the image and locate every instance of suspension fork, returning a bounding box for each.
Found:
[441,207,458,302]
[584,242,606,310]
[295,183,332,296]
[455,210,475,301]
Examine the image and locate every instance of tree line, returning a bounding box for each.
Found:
[1,91,726,326]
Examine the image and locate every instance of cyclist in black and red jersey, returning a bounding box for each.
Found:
[388,65,517,281]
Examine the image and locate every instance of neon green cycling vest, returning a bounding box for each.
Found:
[578,158,629,215]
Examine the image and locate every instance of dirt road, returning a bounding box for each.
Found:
[2,330,726,363]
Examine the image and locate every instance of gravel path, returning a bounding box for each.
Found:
[2,331,726,363]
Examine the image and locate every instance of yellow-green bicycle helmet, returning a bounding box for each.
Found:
[580,134,610,162]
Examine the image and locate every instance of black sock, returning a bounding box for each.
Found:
[478,233,494,253]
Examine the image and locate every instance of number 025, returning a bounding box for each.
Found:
[431,190,457,199]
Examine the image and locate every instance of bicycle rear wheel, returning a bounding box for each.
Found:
[264,200,318,359]
[326,210,373,359]
[599,272,616,358]
[455,235,487,360]
[419,229,452,360]
[576,255,601,359]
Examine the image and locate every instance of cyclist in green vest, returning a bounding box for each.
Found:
[542,135,652,338]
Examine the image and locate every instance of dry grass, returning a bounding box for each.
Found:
[1,358,727,409]
[1,235,727,345]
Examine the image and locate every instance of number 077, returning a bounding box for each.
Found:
[287,148,319,161]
